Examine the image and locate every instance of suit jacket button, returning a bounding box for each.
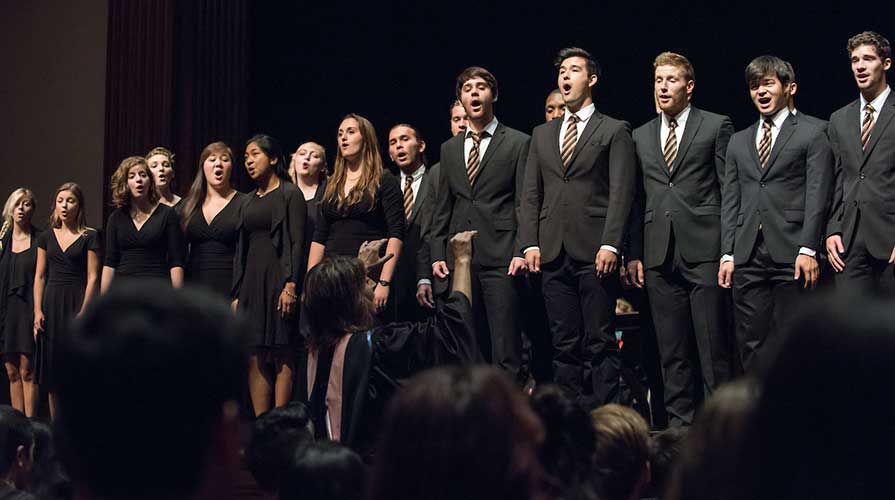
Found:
[854,201,859,206]
[664,210,670,217]
[668,182,674,188]
[760,182,766,187]
[860,173,866,179]
[563,178,569,183]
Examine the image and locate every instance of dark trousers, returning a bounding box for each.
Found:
[732,233,802,374]
[542,248,621,410]
[835,225,895,296]
[471,264,523,382]
[520,273,553,383]
[645,237,731,426]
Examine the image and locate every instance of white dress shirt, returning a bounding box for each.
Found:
[524,103,618,257]
[859,85,891,129]
[660,105,692,153]
[464,116,499,165]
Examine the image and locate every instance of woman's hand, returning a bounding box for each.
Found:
[277,283,298,318]
[373,284,389,312]
[33,310,45,339]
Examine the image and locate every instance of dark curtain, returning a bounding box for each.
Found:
[103,0,249,223]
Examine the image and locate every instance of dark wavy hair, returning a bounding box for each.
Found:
[246,134,290,183]
[302,256,373,351]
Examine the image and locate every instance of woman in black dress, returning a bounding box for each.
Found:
[289,140,328,261]
[234,134,307,415]
[307,114,404,314]
[146,146,182,210]
[33,182,100,417]
[180,142,245,298]
[101,156,185,292]
[0,188,39,416]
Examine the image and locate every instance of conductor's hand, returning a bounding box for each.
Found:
[524,248,541,273]
[449,231,477,261]
[595,249,618,278]
[358,239,390,271]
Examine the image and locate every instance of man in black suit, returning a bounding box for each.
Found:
[431,67,530,381]
[416,101,468,308]
[388,123,436,322]
[825,31,895,296]
[719,55,833,373]
[625,52,734,426]
[520,47,636,408]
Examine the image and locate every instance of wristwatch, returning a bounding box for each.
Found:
[378,279,391,287]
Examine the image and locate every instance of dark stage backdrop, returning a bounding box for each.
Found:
[247,2,883,168]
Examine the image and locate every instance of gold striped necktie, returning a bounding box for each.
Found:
[758,118,773,168]
[561,114,579,170]
[664,117,678,169]
[467,131,483,185]
[403,174,414,220]
[862,104,875,150]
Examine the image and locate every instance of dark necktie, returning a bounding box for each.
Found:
[664,117,678,169]
[561,114,579,170]
[467,131,483,185]
[758,118,773,168]
[403,174,414,220]
[862,104,875,150]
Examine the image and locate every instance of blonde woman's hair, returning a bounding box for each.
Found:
[0,188,35,251]
[323,114,383,211]
[50,182,90,231]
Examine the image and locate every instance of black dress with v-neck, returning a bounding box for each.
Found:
[184,192,245,297]
[1,229,40,355]
[104,204,185,281]
[36,229,99,386]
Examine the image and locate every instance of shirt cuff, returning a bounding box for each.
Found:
[600,245,618,254]
[721,254,734,263]
[417,278,432,286]
[798,247,817,257]
[523,246,540,254]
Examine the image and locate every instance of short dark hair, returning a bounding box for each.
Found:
[450,99,463,113]
[0,406,33,476]
[246,402,314,492]
[303,256,373,351]
[744,55,794,87]
[783,60,797,83]
[847,31,892,60]
[246,133,290,182]
[455,66,498,100]
[279,441,367,500]
[54,283,247,499]
[554,47,602,79]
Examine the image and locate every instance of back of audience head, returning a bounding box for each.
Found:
[247,402,314,494]
[53,283,247,500]
[646,426,687,499]
[370,365,546,500]
[278,441,365,500]
[28,420,71,500]
[529,385,596,499]
[736,296,895,500]
[0,406,33,490]
[590,404,651,500]
[665,378,758,500]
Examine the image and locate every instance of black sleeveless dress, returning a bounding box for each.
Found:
[184,192,245,298]
[238,189,294,349]
[1,231,39,355]
[37,230,99,386]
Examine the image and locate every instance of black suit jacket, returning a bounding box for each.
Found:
[628,107,734,268]
[827,93,895,259]
[395,165,438,304]
[795,111,828,130]
[721,113,833,265]
[431,122,530,267]
[520,110,636,263]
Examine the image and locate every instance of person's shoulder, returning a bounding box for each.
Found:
[594,111,632,133]
[497,122,531,141]
[693,107,733,126]
[632,115,659,138]
[531,119,560,137]
[830,99,859,121]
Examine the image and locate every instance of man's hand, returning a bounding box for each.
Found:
[416,283,435,309]
[624,259,645,288]
[718,260,734,288]
[432,261,450,279]
[595,249,618,278]
[448,231,477,261]
[507,257,528,276]
[524,249,541,273]
[825,235,846,272]
[794,254,819,289]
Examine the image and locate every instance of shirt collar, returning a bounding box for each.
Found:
[565,103,596,123]
[467,116,499,138]
[759,107,790,129]
[662,105,691,128]
[861,85,891,111]
[402,164,426,183]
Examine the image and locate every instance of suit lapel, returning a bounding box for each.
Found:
[861,93,895,167]
[566,112,603,170]
[409,169,431,223]
[478,123,506,179]
[762,114,797,178]
[843,100,863,167]
[551,118,564,170]
[746,122,762,175]
[670,108,703,177]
